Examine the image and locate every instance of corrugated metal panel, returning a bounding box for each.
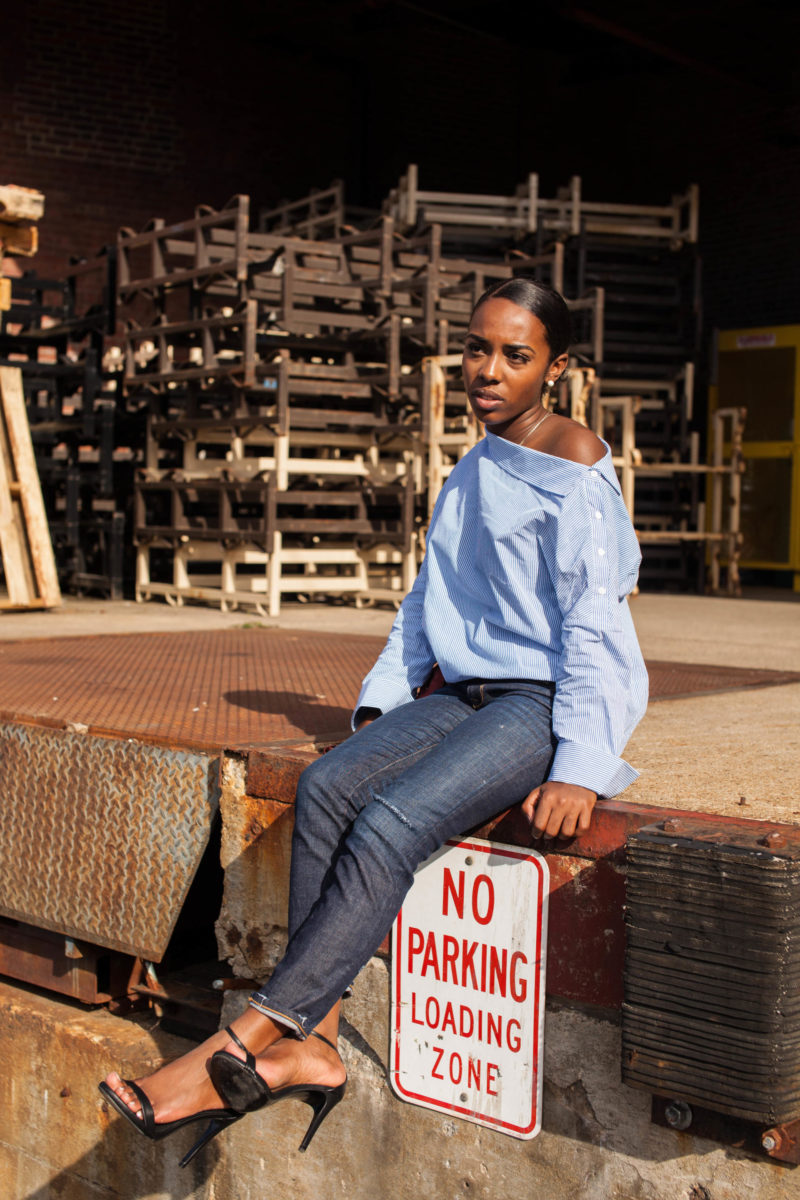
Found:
[0,724,218,960]
[623,817,800,1123]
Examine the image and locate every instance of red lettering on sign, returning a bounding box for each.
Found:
[507,1018,521,1052]
[421,931,440,979]
[461,938,478,988]
[459,1005,474,1038]
[425,996,440,1026]
[489,946,507,995]
[442,935,459,983]
[487,1011,502,1048]
[442,1001,456,1034]
[411,993,424,1026]
[486,1063,500,1096]
[432,1046,444,1079]
[449,1053,463,1085]
[471,874,495,924]
[510,951,528,1002]
[442,868,465,918]
[407,926,424,973]
[467,1057,481,1089]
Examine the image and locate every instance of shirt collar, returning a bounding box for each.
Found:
[483,431,621,497]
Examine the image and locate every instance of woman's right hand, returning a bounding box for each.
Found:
[354,706,381,732]
[522,779,597,840]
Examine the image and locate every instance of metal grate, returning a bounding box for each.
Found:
[0,629,385,750]
[0,633,796,752]
[623,818,800,1123]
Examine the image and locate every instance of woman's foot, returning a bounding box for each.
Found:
[102,1007,286,1125]
[220,1029,347,1095]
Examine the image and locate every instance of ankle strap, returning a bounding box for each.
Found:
[224,1025,255,1068]
[310,1030,338,1053]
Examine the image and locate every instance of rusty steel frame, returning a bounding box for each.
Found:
[114,161,705,608]
[596,395,746,594]
[388,164,698,244]
[241,742,800,1013]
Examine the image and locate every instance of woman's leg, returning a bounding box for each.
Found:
[249,680,555,1037]
[287,685,480,939]
[103,687,476,1121]
[104,681,554,1119]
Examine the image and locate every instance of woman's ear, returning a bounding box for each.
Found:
[547,353,569,385]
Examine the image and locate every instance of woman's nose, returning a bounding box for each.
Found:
[479,350,501,381]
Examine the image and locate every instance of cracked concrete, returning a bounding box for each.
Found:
[1,591,797,1197]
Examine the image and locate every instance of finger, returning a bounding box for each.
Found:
[577,802,595,834]
[521,787,541,822]
[531,809,557,840]
[556,808,579,839]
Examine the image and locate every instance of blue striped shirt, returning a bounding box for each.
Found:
[354,431,649,797]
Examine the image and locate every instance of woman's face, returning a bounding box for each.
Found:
[462,298,567,439]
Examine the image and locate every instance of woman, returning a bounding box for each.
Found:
[100,278,648,1165]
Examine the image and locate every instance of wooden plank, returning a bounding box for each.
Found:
[0,185,45,222]
[0,415,32,606]
[0,366,61,608]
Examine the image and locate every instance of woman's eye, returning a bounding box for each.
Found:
[507,352,527,364]
[464,341,483,356]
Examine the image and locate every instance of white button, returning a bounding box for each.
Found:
[594,511,603,519]
[590,470,599,477]
[597,547,606,556]
[597,586,607,595]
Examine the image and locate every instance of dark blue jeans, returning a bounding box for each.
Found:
[249,680,555,1036]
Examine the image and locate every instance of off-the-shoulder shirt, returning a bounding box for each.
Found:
[353,431,649,798]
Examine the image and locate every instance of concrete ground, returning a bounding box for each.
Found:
[0,588,798,826]
[1,595,798,1200]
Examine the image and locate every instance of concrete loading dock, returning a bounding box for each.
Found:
[0,591,798,1199]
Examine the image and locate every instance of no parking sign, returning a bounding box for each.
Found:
[390,837,549,1138]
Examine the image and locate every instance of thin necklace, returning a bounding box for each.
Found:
[518,408,551,448]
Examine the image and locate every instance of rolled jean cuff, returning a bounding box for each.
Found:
[248,992,310,1039]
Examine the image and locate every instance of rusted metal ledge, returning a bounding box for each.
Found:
[240,745,800,1011]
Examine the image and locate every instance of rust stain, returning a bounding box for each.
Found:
[0,632,793,757]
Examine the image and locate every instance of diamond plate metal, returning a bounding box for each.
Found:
[0,724,219,960]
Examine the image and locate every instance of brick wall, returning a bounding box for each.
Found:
[1,0,797,335]
[0,0,354,279]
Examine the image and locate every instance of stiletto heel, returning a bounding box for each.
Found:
[298,1083,346,1152]
[179,1114,240,1168]
[209,1026,347,1151]
[98,1078,242,1165]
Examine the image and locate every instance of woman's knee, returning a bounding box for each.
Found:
[294,743,362,829]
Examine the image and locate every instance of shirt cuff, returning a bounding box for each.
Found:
[548,739,639,798]
[351,679,414,731]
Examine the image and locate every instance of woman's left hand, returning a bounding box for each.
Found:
[522,780,597,840]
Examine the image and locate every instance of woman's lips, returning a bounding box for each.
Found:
[471,389,504,410]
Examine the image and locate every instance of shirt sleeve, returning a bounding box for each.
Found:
[540,471,648,797]
[351,552,437,728]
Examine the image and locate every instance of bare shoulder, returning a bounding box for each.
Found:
[542,414,605,465]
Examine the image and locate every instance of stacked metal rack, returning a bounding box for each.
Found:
[7,167,741,608]
[125,196,436,612]
[0,252,135,598]
[381,164,741,593]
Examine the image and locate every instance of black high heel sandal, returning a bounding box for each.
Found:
[97,1078,243,1168]
[208,1026,347,1152]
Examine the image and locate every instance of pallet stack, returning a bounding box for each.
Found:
[125,196,429,612]
[0,250,134,598]
[3,166,741,608]
[381,165,740,592]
